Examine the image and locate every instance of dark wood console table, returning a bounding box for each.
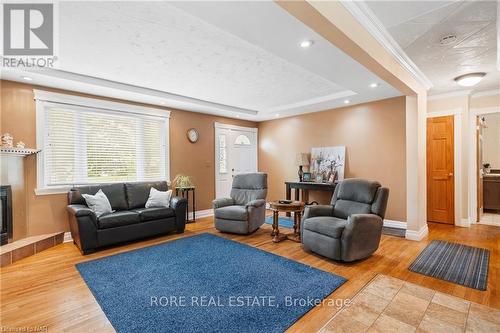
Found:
[285,181,337,216]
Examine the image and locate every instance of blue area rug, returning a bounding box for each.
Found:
[409,240,489,290]
[264,215,294,228]
[76,233,346,333]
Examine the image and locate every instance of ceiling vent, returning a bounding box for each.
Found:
[440,34,457,46]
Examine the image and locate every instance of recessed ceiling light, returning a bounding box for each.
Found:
[454,72,486,87]
[275,114,280,117]
[236,115,240,118]
[369,83,379,88]
[344,99,350,104]
[21,76,33,81]
[299,40,314,48]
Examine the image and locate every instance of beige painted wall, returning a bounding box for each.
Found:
[258,97,407,222]
[471,93,500,109]
[0,80,256,236]
[482,113,500,169]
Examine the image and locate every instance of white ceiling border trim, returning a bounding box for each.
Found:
[264,90,356,113]
[340,0,433,90]
[471,89,500,98]
[3,68,259,116]
[33,89,171,118]
[428,90,472,101]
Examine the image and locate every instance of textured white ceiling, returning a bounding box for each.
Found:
[60,1,350,112]
[367,0,499,94]
[2,1,403,119]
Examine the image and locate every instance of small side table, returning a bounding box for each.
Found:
[175,186,195,223]
[268,201,305,243]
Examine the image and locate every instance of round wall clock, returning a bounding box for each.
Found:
[187,128,199,143]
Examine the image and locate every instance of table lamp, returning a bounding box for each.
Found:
[295,153,310,182]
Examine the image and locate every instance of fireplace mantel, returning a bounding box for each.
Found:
[0,147,40,157]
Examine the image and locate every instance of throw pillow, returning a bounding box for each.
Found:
[82,189,114,217]
[145,187,172,208]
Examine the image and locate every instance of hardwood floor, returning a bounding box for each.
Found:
[1,218,499,333]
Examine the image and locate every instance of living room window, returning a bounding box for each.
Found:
[34,90,170,194]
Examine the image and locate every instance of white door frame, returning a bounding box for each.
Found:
[214,122,258,198]
[426,108,464,227]
[469,107,500,224]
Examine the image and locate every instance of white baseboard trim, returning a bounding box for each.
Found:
[63,232,73,243]
[383,219,407,229]
[456,218,471,228]
[405,224,429,241]
[188,209,213,220]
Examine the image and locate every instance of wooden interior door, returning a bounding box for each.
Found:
[427,116,454,224]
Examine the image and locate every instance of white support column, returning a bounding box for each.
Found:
[405,94,429,240]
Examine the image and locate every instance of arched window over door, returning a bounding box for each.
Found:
[234,134,251,145]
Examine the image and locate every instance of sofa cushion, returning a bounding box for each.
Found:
[70,183,128,211]
[125,181,169,209]
[303,216,347,238]
[214,205,248,221]
[98,211,140,229]
[81,189,114,217]
[132,207,175,222]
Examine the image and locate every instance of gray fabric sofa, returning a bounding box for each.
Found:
[213,173,267,234]
[301,178,389,262]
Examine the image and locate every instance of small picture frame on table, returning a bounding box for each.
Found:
[315,174,323,183]
[302,172,312,182]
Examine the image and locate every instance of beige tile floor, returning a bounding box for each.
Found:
[320,275,500,333]
[479,213,500,227]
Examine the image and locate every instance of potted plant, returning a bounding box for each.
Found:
[172,174,193,188]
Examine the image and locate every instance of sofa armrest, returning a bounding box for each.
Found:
[67,204,97,225]
[340,214,383,262]
[245,199,265,208]
[212,197,234,209]
[170,196,188,232]
[66,204,99,254]
[302,205,334,220]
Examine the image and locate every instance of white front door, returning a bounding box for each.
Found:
[215,123,258,199]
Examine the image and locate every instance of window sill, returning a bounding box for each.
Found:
[35,186,71,196]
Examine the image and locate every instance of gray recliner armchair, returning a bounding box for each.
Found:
[213,173,267,235]
[301,178,389,262]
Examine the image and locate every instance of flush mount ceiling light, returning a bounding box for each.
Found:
[369,83,379,88]
[275,114,280,117]
[454,72,486,87]
[343,99,350,104]
[21,76,33,81]
[299,40,314,48]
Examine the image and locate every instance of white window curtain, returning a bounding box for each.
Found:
[35,91,169,191]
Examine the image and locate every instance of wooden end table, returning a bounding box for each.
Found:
[269,201,305,243]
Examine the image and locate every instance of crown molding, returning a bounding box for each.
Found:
[264,90,356,113]
[471,89,500,98]
[1,68,259,117]
[340,1,433,91]
[428,90,472,101]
